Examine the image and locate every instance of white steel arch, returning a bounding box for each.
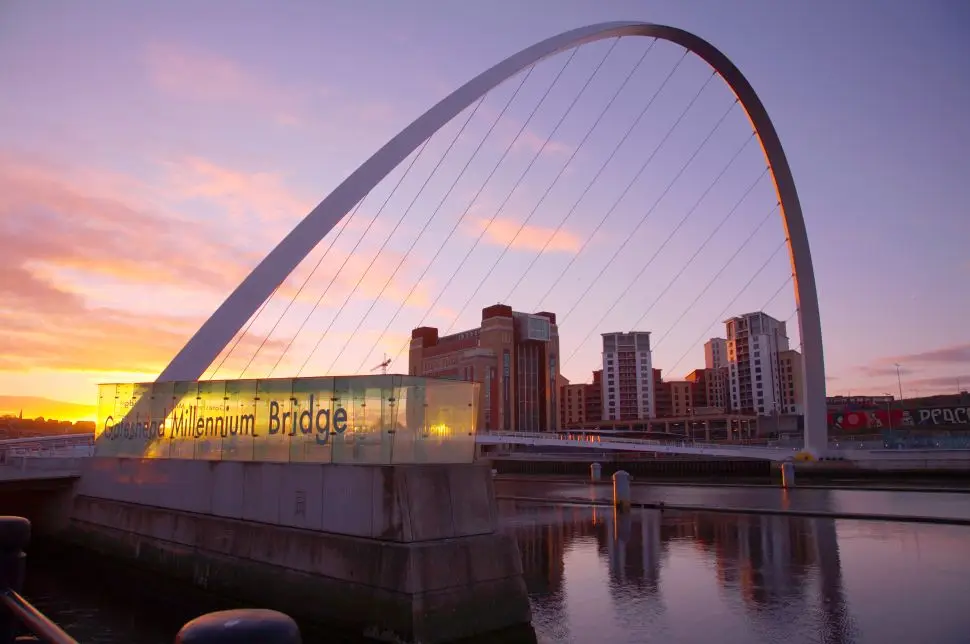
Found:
[157,21,828,455]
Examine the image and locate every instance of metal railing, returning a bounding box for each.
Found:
[480,431,800,452]
[0,516,302,643]
[0,517,75,644]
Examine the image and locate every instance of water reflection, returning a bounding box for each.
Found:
[504,502,857,643]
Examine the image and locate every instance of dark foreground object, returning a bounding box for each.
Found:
[0,515,75,644]
[3,517,306,644]
[176,609,301,644]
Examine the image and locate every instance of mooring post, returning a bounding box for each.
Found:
[612,470,631,512]
[590,462,602,482]
[781,461,796,488]
[175,609,301,644]
[0,516,30,644]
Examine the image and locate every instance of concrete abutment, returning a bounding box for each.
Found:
[62,457,531,643]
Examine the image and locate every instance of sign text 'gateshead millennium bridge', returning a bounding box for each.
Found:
[95,375,479,465]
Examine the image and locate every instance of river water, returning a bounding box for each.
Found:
[20,482,970,643]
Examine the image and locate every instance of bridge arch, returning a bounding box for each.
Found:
[157,21,828,454]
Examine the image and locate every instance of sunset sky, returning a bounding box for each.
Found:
[1,0,968,421]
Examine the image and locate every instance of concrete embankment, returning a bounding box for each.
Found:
[58,457,531,644]
[489,452,970,481]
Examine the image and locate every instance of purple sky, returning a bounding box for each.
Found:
[0,0,968,406]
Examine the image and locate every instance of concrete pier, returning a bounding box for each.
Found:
[63,457,531,643]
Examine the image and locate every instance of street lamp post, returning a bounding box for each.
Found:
[884,393,894,431]
[894,363,904,401]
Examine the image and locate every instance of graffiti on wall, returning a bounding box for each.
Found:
[829,407,970,430]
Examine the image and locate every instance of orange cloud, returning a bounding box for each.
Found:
[468,217,582,253]
[0,154,249,295]
[0,150,438,383]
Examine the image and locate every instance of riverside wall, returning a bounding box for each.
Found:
[62,457,530,643]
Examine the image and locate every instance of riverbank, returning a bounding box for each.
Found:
[488,455,970,481]
[493,473,970,493]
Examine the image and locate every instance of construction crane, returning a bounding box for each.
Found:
[370,354,391,375]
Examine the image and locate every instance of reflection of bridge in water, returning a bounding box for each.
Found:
[504,502,855,643]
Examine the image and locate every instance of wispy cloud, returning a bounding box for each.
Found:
[143,42,317,126]
[468,216,581,253]
[884,343,970,366]
[855,343,970,379]
[143,43,400,132]
[511,128,573,156]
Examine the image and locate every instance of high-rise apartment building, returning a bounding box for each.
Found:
[560,382,587,427]
[704,338,728,369]
[585,370,603,422]
[724,312,790,415]
[685,367,729,411]
[409,304,560,432]
[668,381,693,417]
[653,368,672,418]
[602,332,654,420]
[778,349,804,414]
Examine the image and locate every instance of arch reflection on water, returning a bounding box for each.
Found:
[501,501,854,643]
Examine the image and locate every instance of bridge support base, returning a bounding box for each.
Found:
[64,458,531,644]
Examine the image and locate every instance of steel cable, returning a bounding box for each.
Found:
[326,73,537,374]
[383,47,587,366]
[651,202,779,351]
[298,95,488,376]
[257,137,434,378]
[662,236,788,377]
[628,167,769,332]
[443,39,624,334]
[352,68,540,373]
[501,47,669,305]
[560,126,752,367]
[536,61,711,310]
[558,89,734,329]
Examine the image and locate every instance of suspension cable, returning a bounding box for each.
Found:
[501,41,673,304]
[350,65,537,373]
[662,236,788,377]
[299,96,488,376]
[383,46,586,366]
[560,125,752,367]
[442,39,623,334]
[258,137,433,378]
[536,58,709,310]
[233,200,364,378]
[628,167,769,332]
[325,84,519,373]
[558,88,733,329]
[207,283,281,380]
[652,202,779,350]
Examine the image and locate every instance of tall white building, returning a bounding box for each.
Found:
[724,312,790,415]
[601,332,654,421]
[704,338,728,369]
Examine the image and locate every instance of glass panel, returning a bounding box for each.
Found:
[93,375,477,464]
[168,381,198,460]
[254,378,294,463]
[195,380,227,461]
[224,379,258,461]
[94,383,118,457]
[329,376,357,464]
[290,376,335,464]
[149,381,175,460]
